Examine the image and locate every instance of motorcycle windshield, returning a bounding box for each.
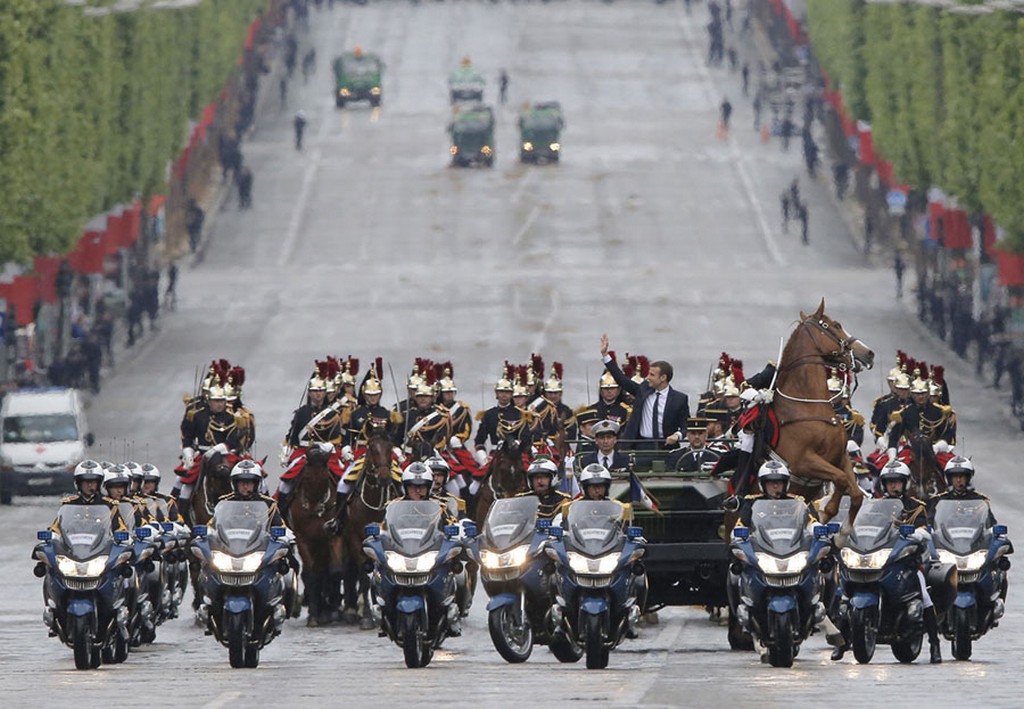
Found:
[143,497,168,522]
[209,501,271,557]
[847,498,903,553]
[933,499,992,555]
[54,505,114,560]
[383,500,444,556]
[116,501,137,534]
[483,497,539,551]
[565,500,625,557]
[748,499,810,556]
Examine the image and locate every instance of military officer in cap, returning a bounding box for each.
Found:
[668,417,721,472]
[572,407,600,457]
[576,419,630,471]
[473,364,530,467]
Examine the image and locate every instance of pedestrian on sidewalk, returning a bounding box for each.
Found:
[294,110,307,150]
[280,77,288,108]
[126,287,144,348]
[302,48,316,84]
[185,198,204,253]
[165,262,178,311]
[94,301,114,367]
[719,97,732,137]
[780,191,791,232]
[864,215,875,256]
[894,252,905,299]
[741,63,749,96]
[797,202,809,245]
[498,69,509,105]
[237,166,254,209]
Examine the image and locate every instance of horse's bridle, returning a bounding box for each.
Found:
[775,318,861,408]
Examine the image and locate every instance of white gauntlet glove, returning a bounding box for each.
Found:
[341,445,354,463]
[473,449,488,467]
[181,447,196,468]
[449,436,463,449]
[739,388,759,404]
[317,441,335,454]
[280,444,292,468]
[207,442,229,457]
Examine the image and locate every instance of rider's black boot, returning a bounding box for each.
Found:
[325,493,349,536]
[278,492,293,526]
[729,450,752,497]
[924,606,942,664]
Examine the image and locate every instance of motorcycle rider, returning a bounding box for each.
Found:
[733,461,817,531]
[426,455,466,520]
[516,458,572,521]
[832,460,942,663]
[214,460,286,528]
[927,456,998,527]
[138,464,187,525]
[53,460,127,533]
[102,465,149,528]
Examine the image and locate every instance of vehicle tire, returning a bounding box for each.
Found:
[850,606,878,664]
[336,98,346,109]
[549,632,583,663]
[0,474,11,505]
[485,155,495,168]
[102,631,129,664]
[952,607,973,661]
[400,612,425,668]
[226,612,247,669]
[71,615,96,671]
[584,613,609,670]
[243,643,260,668]
[369,97,381,108]
[727,607,754,651]
[767,612,794,668]
[488,605,533,663]
[891,629,923,663]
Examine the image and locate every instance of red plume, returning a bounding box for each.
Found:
[316,359,330,379]
[433,362,444,382]
[374,356,383,379]
[622,355,636,379]
[718,351,732,372]
[731,362,745,385]
[638,355,650,378]
[230,366,245,387]
[917,360,929,379]
[531,353,544,379]
[348,357,359,376]
[932,365,945,385]
[552,362,563,380]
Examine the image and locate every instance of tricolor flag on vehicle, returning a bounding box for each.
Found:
[629,472,660,514]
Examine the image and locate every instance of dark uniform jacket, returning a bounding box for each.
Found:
[440,401,473,443]
[474,404,528,449]
[887,400,956,448]
[668,445,721,472]
[833,402,865,446]
[881,493,929,528]
[287,402,344,447]
[528,397,577,442]
[215,492,285,528]
[590,398,632,428]
[516,489,572,520]
[403,406,449,450]
[870,393,898,439]
[347,404,400,445]
[186,408,248,453]
[576,450,630,472]
[53,494,127,533]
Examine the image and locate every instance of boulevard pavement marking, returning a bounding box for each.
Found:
[277,109,330,266]
[203,691,241,709]
[512,205,541,247]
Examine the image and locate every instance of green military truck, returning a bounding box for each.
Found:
[448,65,485,104]
[518,102,564,163]
[332,49,383,108]
[448,104,495,167]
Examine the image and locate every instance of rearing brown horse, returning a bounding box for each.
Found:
[772,299,875,525]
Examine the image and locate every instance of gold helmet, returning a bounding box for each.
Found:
[437,362,457,393]
[340,357,358,386]
[826,369,844,394]
[309,359,332,392]
[893,372,911,390]
[208,380,229,401]
[909,369,930,394]
[543,363,564,393]
[362,357,384,396]
[599,371,617,389]
[495,362,514,392]
[721,376,740,397]
[225,366,245,401]
[407,358,429,391]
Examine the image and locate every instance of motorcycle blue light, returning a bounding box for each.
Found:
[463,522,478,538]
[444,524,460,538]
[536,518,552,531]
[193,525,208,538]
[626,526,644,541]
[114,530,129,543]
[813,525,828,538]
[734,527,749,540]
[548,527,563,539]
[135,527,151,539]
[364,523,380,538]
[270,526,287,540]
[827,522,841,535]
[162,522,174,532]
[994,525,1008,536]
[899,524,915,537]
[37,530,52,542]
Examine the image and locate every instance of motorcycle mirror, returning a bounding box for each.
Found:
[536,518,552,532]
[813,524,829,538]
[463,522,478,538]
[994,524,1008,537]
[626,526,644,541]
[161,522,174,533]
[733,527,749,541]
[827,522,841,535]
[135,527,152,540]
[270,526,287,540]
[444,524,460,538]
[548,526,563,540]
[114,530,129,544]
[364,523,380,538]
[33,563,47,578]
[193,525,208,538]
[36,530,52,542]
[899,524,915,538]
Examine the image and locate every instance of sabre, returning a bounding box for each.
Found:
[386,361,408,440]
[585,364,592,404]
[768,336,784,391]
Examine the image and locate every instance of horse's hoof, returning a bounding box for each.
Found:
[359,617,376,631]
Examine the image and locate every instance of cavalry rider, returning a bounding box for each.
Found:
[527,364,576,448]
[215,460,286,528]
[668,417,721,472]
[870,353,907,444]
[344,361,402,450]
[102,465,149,528]
[576,419,629,472]
[277,363,346,522]
[332,357,360,426]
[52,460,127,533]
[828,369,865,446]
[138,463,186,525]
[436,364,474,450]
[473,364,529,467]
[393,359,430,442]
[517,458,571,521]
[226,365,256,454]
[402,378,448,456]
[832,460,943,664]
[886,368,956,459]
[927,456,998,527]
[174,377,248,520]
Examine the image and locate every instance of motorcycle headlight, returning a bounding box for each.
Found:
[942,549,987,573]
[840,547,892,570]
[450,145,459,155]
[755,551,808,575]
[567,551,619,575]
[385,551,438,573]
[211,550,263,573]
[57,555,107,578]
[481,544,530,570]
[480,145,493,156]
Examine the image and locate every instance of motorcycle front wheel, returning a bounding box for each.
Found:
[767,612,795,668]
[400,612,431,668]
[488,604,533,663]
[584,613,609,670]
[951,607,973,661]
[226,612,247,669]
[850,606,878,664]
[71,615,100,670]
[891,626,923,663]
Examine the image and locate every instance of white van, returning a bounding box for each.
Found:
[0,388,94,504]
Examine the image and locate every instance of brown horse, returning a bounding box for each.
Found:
[290,446,345,627]
[904,433,946,499]
[341,431,399,628]
[187,450,233,611]
[772,299,875,525]
[473,433,529,526]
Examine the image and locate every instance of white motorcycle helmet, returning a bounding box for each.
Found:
[229,459,263,491]
[879,460,911,496]
[943,456,975,490]
[756,460,790,495]
[73,459,105,487]
[527,458,560,485]
[140,463,162,486]
[401,462,433,489]
[578,463,612,488]
[101,465,130,493]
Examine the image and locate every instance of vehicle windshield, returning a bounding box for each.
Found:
[383,500,445,556]
[454,113,492,133]
[565,500,625,557]
[116,501,137,534]
[522,113,561,132]
[847,498,904,553]
[748,499,810,557]
[932,499,993,555]
[483,496,539,552]
[345,56,380,77]
[3,413,78,443]
[210,501,271,557]
[54,504,114,560]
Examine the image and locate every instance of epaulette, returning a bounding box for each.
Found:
[573,404,593,415]
[890,411,903,424]
[457,400,470,410]
[742,493,760,500]
[340,408,353,425]
[871,394,889,407]
[183,393,193,405]
[851,411,865,426]
[390,411,404,425]
[456,498,466,513]
[233,410,251,427]
[217,492,234,502]
[185,408,198,423]
[937,404,954,415]
[475,410,486,421]
[59,494,78,503]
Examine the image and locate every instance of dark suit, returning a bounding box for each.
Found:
[604,357,690,449]
[577,450,631,472]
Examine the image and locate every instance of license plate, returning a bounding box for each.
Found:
[26,477,55,487]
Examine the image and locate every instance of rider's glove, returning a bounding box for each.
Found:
[317,441,334,454]
[740,388,758,404]
[340,445,354,463]
[393,447,406,464]
[449,436,463,449]
[886,448,897,462]
[279,444,292,468]
[207,442,230,457]
[932,440,951,455]
[181,447,196,468]
[473,449,488,467]
[875,436,887,452]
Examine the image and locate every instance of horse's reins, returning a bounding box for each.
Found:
[775,318,862,424]
[358,449,396,511]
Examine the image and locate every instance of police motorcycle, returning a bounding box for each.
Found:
[191,499,293,668]
[545,500,646,670]
[834,496,938,663]
[729,498,834,668]
[932,497,1013,660]
[32,504,135,670]
[135,463,192,621]
[363,498,478,668]
[479,496,565,663]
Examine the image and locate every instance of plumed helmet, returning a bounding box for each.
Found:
[74,459,105,482]
[437,363,457,393]
[893,373,911,390]
[757,460,790,494]
[943,455,975,488]
[401,461,432,487]
[140,463,161,483]
[543,363,564,393]
[826,369,844,393]
[599,371,618,389]
[102,465,131,492]
[495,362,514,392]
[909,374,929,395]
[579,463,612,487]
[721,377,740,397]
[230,459,263,485]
